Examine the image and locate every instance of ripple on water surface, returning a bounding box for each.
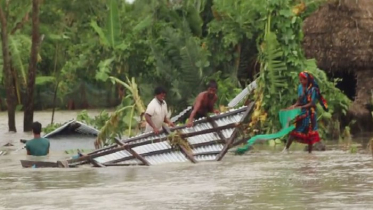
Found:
[1,111,373,209]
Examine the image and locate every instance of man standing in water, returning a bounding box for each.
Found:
[25,122,50,156]
[187,80,219,127]
[145,86,174,134]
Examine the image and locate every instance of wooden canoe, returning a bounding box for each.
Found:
[20,160,58,168]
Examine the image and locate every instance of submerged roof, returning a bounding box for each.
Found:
[43,120,99,138]
[67,103,254,167]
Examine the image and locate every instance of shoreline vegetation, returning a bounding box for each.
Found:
[0,0,369,149]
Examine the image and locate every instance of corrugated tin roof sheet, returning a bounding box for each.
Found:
[64,103,254,167]
[228,80,257,108]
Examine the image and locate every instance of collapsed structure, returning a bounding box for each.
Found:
[21,103,254,168]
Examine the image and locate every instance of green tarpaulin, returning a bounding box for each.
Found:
[236,108,301,154]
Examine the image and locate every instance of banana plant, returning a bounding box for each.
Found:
[251,13,289,132]
[0,33,32,105]
[94,76,146,148]
[90,0,120,49]
[258,15,288,95]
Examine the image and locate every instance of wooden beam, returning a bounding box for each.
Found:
[103,163,146,167]
[67,145,129,166]
[87,144,117,155]
[120,130,168,144]
[230,137,249,148]
[128,138,167,148]
[127,147,151,166]
[216,102,254,161]
[91,159,106,168]
[106,148,172,164]
[163,125,197,163]
[180,123,237,138]
[206,116,228,142]
[191,139,226,148]
[179,145,197,163]
[105,156,134,164]
[193,151,221,156]
[111,139,152,166]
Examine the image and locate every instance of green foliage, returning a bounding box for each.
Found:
[93,77,145,147]
[251,0,351,138]
[8,33,32,85]
[0,0,351,143]
[258,17,288,95]
[76,110,111,129]
[43,122,63,134]
[35,76,55,86]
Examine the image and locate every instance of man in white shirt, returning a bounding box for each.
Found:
[144,87,174,134]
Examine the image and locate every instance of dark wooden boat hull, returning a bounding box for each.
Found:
[20,160,58,168]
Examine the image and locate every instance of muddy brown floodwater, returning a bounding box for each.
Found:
[0,111,373,210]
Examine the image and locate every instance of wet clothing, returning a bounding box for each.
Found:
[145,98,168,132]
[25,137,50,156]
[290,71,328,144]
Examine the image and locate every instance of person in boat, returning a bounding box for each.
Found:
[144,86,174,134]
[283,71,328,153]
[25,122,50,156]
[186,80,220,127]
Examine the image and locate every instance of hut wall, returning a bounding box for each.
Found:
[354,70,373,107]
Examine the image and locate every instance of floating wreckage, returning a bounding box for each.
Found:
[43,120,99,139]
[2,121,97,157]
[19,120,99,153]
[20,82,256,168]
[22,103,254,168]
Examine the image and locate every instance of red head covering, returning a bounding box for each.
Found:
[299,71,328,112]
[299,71,308,79]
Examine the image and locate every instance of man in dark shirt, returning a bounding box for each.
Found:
[187,80,219,127]
[25,122,50,156]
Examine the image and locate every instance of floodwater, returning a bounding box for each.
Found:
[1,111,373,210]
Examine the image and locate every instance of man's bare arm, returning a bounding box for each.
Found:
[145,113,157,130]
[189,95,203,122]
[187,94,203,127]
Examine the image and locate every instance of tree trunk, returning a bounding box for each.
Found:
[50,81,60,124]
[23,0,40,132]
[0,7,17,132]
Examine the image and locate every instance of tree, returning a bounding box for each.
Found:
[0,6,17,132]
[24,0,41,131]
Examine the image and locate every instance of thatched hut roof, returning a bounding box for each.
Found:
[302,0,373,71]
